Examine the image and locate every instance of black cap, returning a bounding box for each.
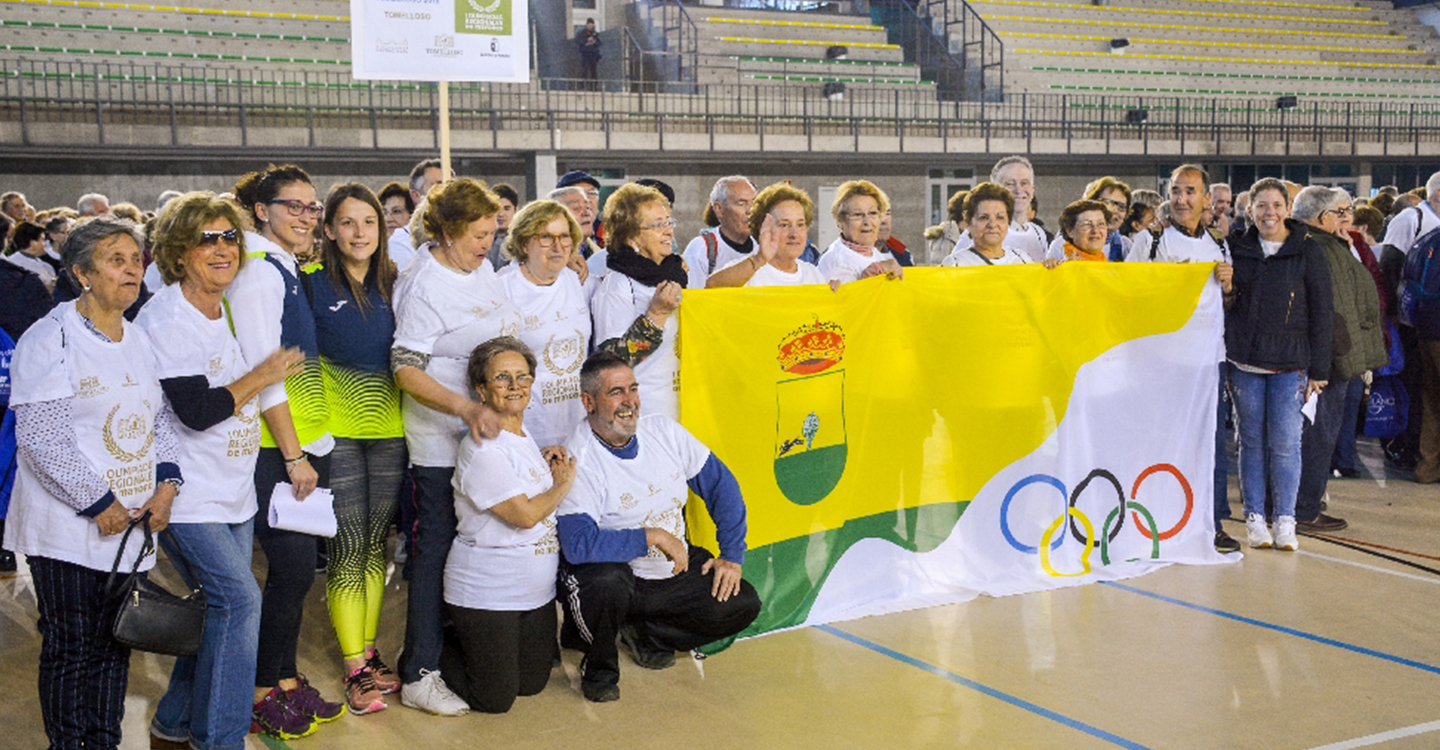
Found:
[634,178,675,205]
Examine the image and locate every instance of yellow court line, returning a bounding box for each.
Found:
[984,15,1403,39]
[972,0,1387,24]
[999,31,1422,53]
[719,36,899,49]
[1013,47,1440,69]
[1,0,346,21]
[704,16,884,32]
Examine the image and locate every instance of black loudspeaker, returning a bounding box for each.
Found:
[1126,108,1148,124]
[1277,95,1298,109]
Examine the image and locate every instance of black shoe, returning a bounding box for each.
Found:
[619,626,675,670]
[1214,530,1241,554]
[1332,467,1362,479]
[1297,513,1348,532]
[581,681,619,703]
[0,548,15,573]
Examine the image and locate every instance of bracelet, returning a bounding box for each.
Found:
[283,454,308,469]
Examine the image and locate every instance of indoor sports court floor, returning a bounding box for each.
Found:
[3,437,1439,750]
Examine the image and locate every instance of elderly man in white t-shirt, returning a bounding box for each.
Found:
[681,176,757,290]
[556,354,760,703]
[1130,164,1239,554]
[948,156,1049,263]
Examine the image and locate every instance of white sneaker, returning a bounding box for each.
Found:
[400,669,470,716]
[1246,512,1273,549]
[1273,515,1299,551]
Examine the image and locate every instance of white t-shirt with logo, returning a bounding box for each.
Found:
[135,285,261,524]
[952,221,1050,264]
[559,415,710,580]
[717,256,827,287]
[4,304,161,572]
[817,237,896,284]
[591,272,680,420]
[1381,202,1440,256]
[393,259,522,467]
[446,431,559,611]
[498,265,592,448]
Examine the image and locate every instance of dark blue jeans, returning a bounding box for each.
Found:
[254,447,331,687]
[399,465,457,683]
[1298,376,1356,521]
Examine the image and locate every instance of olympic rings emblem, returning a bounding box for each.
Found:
[999,463,1194,576]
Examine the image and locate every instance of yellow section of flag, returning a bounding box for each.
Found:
[680,264,1213,551]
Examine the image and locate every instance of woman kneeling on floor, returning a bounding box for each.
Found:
[441,337,574,712]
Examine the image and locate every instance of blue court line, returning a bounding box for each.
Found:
[1100,581,1440,675]
[814,623,1152,750]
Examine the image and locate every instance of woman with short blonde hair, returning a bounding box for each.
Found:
[817,179,902,284]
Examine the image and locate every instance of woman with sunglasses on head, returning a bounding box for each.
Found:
[590,183,684,420]
[305,183,406,716]
[497,200,592,448]
[227,164,344,738]
[136,193,303,750]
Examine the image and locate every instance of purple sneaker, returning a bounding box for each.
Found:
[251,687,316,740]
[288,674,347,723]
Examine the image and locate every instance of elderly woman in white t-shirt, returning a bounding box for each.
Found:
[941,182,1032,267]
[816,180,904,284]
[498,200,593,448]
[441,337,574,713]
[136,192,302,750]
[706,182,827,288]
[391,178,522,715]
[3,216,183,750]
[590,183,683,420]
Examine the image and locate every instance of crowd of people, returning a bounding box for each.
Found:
[0,154,1432,749]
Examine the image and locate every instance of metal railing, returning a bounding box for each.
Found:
[4,60,1440,154]
[648,0,701,84]
[915,0,1003,100]
[874,0,999,102]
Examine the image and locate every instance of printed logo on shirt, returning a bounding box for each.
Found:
[534,516,559,555]
[228,406,262,458]
[208,356,225,379]
[775,318,848,506]
[103,402,154,463]
[541,330,585,376]
[76,376,108,399]
[122,372,139,388]
[329,300,348,312]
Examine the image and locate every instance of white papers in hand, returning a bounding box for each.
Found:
[267,483,337,538]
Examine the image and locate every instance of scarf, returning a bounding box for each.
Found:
[839,235,877,256]
[607,246,689,288]
[1064,241,1106,262]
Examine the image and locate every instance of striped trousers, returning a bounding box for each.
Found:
[30,555,133,750]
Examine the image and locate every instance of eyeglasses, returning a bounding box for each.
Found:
[843,211,881,222]
[1323,206,1354,218]
[489,372,535,388]
[1074,221,1108,233]
[383,206,409,218]
[268,199,324,218]
[533,232,574,248]
[1100,199,1129,212]
[197,229,239,246]
[640,218,676,231]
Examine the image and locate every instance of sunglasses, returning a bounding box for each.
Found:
[198,229,239,246]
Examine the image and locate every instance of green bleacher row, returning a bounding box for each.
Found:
[1,18,347,44]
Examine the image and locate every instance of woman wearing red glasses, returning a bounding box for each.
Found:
[228,164,345,739]
[136,192,302,750]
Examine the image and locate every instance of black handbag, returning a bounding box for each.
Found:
[105,511,208,657]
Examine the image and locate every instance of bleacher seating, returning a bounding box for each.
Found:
[640,6,938,95]
[956,0,1440,101]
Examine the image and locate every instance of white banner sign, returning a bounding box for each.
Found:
[350,0,530,82]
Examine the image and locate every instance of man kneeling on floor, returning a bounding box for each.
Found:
[557,353,762,703]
